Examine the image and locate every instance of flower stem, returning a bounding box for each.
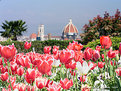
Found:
[76,71,78,90]
[7,61,13,91]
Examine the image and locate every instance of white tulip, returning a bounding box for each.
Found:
[76,61,93,75]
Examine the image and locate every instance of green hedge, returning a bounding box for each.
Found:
[83,37,121,50]
[0,40,75,53]
[0,37,120,54]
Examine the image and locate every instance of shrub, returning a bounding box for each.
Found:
[83,37,121,50]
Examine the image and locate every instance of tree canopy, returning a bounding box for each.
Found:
[81,9,121,44]
[1,20,27,41]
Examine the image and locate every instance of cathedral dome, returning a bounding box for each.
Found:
[63,19,78,34]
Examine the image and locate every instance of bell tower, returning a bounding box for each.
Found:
[37,24,44,41]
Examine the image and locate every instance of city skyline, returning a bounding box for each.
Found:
[0,0,121,36]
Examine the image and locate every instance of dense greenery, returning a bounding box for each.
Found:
[0,37,120,53]
[81,9,121,44]
[84,37,121,55]
[1,20,27,41]
[0,40,74,53]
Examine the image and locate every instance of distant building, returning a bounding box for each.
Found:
[30,33,37,41]
[17,36,30,41]
[62,19,79,40]
[37,25,44,41]
[30,24,61,41]
[44,33,61,40]
[30,19,81,41]
[0,36,8,41]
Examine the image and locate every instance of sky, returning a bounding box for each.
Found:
[0,0,121,36]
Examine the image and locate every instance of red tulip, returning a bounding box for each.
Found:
[26,85,35,91]
[88,61,97,70]
[17,67,24,76]
[10,61,18,74]
[19,55,31,68]
[119,43,121,55]
[17,83,26,91]
[2,88,11,91]
[59,64,61,67]
[115,67,121,76]
[107,49,118,59]
[110,60,116,66]
[67,41,83,51]
[84,47,93,60]
[96,45,101,52]
[47,84,61,91]
[92,50,100,62]
[37,59,53,75]
[0,44,17,60]
[24,41,31,50]
[74,51,83,62]
[0,66,8,74]
[2,88,7,91]
[65,60,76,69]
[44,46,51,54]
[101,54,104,59]
[60,49,74,64]
[73,43,83,51]
[81,84,91,91]
[36,77,48,89]
[98,62,105,68]
[53,46,59,55]
[0,57,7,65]
[26,52,41,65]
[15,53,24,65]
[0,72,8,81]
[25,68,36,84]
[53,52,59,60]
[70,70,76,76]
[7,76,16,89]
[35,70,42,78]
[100,36,112,49]
[80,75,86,83]
[60,78,73,90]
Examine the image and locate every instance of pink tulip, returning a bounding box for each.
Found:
[60,78,73,90]
[98,62,105,68]
[37,59,53,75]
[25,68,35,84]
[60,49,74,64]
[47,84,61,91]
[107,49,119,59]
[44,46,51,54]
[24,41,31,50]
[84,47,93,60]
[0,44,17,60]
[92,50,100,61]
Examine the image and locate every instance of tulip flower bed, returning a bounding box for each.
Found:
[0,36,121,91]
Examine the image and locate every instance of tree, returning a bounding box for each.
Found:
[81,9,121,44]
[1,20,27,41]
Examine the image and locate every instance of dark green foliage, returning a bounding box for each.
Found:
[1,20,27,41]
[83,37,121,50]
[82,9,121,44]
[0,40,74,53]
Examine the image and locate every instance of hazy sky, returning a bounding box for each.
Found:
[0,0,121,36]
